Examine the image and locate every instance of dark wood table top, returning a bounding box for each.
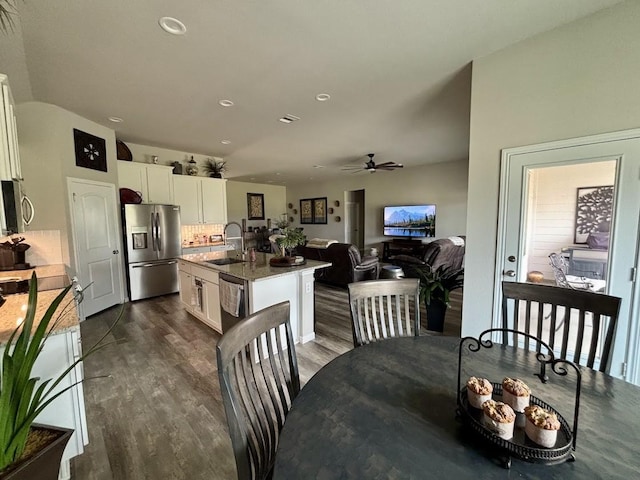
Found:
[273,336,639,479]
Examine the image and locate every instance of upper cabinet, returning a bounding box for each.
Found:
[0,74,22,181]
[117,162,174,204]
[173,176,227,225]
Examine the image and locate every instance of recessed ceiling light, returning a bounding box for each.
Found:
[279,114,300,124]
[275,172,281,176]
[108,116,123,123]
[313,165,325,169]
[221,140,231,145]
[158,17,187,35]
[250,177,256,180]
[315,93,331,102]
[219,100,234,107]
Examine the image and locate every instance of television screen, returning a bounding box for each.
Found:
[383,205,436,238]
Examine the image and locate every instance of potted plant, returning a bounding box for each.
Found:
[413,265,464,333]
[0,274,117,479]
[276,227,306,258]
[203,159,226,178]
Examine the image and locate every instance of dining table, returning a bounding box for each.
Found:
[273,335,639,479]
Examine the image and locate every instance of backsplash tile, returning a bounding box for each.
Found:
[181,224,224,245]
[19,230,64,265]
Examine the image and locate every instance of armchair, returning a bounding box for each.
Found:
[297,243,379,288]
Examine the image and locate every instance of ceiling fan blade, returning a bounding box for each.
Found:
[341,165,365,171]
[375,162,401,168]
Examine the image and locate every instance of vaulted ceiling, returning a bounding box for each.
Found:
[0,0,622,183]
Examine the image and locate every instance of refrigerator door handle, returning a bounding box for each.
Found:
[156,212,162,252]
[132,260,178,268]
[150,212,157,251]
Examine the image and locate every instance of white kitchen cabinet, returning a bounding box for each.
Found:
[202,276,222,332]
[178,261,222,333]
[173,175,227,225]
[0,73,21,181]
[178,261,193,308]
[30,328,87,480]
[117,162,174,204]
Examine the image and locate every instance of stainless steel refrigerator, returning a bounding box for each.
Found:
[122,204,181,301]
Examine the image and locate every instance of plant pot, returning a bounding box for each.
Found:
[0,424,73,480]
[210,173,222,178]
[425,300,447,332]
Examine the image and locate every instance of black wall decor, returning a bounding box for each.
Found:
[574,185,613,244]
[74,129,107,172]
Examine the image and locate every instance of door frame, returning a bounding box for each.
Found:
[495,128,640,382]
[67,177,126,317]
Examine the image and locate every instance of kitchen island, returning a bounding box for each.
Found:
[0,265,86,480]
[178,251,330,343]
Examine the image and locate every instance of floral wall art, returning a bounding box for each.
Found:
[574,185,613,244]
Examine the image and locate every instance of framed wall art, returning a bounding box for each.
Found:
[73,129,107,172]
[300,197,327,224]
[247,193,265,220]
[300,199,313,224]
[313,197,327,224]
[574,185,613,244]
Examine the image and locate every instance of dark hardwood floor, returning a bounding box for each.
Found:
[71,284,462,479]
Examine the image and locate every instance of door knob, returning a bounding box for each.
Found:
[113,250,119,254]
[504,270,516,277]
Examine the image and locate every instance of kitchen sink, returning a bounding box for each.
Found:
[205,258,245,266]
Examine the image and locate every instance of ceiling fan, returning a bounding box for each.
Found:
[342,153,404,173]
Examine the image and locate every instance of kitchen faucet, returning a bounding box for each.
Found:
[223,221,245,254]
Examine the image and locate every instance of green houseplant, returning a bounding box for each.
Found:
[413,265,464,332]
[203,159,226,178]
[0,274,117,478]
[276,227,306,258]
[0,1,17,34]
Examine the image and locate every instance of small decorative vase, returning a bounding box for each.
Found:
[186,157,198,176]
[172,162,182,175]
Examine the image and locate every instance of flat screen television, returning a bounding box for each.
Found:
[383,204,436,238]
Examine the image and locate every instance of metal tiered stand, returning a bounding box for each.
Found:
[456,328,582,469]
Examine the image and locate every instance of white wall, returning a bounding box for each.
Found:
[465,1,640,337]
[526,162,615,280]
[226,181,287,229]
[16,101,119,267]
[286,160,468,250]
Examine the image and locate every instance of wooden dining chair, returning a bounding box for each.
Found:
[216,301,300,480]
[501,281,621,372]
[348,278,421,347]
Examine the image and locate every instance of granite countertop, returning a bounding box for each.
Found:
[180,251,331,282]
[0,264,79,346]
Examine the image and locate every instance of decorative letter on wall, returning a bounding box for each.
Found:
[73,129,107,172]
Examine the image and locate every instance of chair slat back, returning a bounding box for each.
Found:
[501,282,621,372]
[217,301,300,480]
[348,279,420,347]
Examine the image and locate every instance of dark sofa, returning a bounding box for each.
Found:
[390,236,465,275]
[297,243,379,288]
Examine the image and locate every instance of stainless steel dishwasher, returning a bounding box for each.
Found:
[219,273,249,332]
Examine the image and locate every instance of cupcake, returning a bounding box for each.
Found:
[502,377,531,413]
[466,377,493,409]
[524,405,561,448]
[482,399,515,440]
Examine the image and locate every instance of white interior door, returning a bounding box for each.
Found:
[496,130,640,382]
[345,201,358,246]
[68,178,124,317]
